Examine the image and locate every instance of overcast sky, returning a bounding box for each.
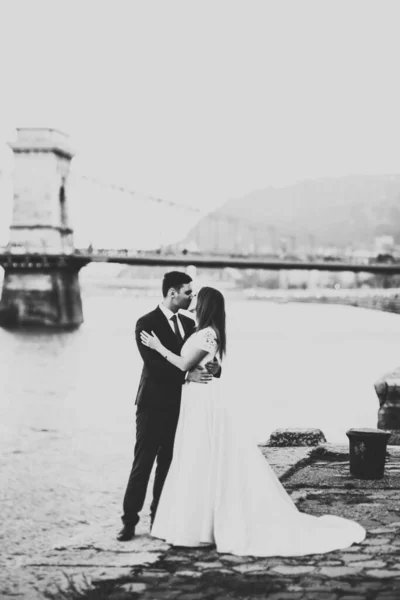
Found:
[1,0,400,245]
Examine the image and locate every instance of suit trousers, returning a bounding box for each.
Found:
[122,404,180,527]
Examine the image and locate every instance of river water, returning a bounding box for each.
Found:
[1,288,400,591]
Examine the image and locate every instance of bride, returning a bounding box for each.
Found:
[140,286,365,557]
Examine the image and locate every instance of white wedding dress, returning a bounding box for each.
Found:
[151,327,366,556]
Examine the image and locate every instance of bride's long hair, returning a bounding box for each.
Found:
[196,286,226,358]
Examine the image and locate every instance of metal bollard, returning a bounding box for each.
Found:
[346,428,391,479]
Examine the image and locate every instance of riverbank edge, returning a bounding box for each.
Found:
[245,287,400,315]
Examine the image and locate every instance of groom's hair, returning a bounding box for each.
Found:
[162,271,192,297]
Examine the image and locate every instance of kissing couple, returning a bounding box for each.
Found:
[118,271,365,556]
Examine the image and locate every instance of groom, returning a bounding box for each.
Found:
[118,271,220,541]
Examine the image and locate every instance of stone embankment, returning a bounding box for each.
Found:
[245,287,400,315]
[375,365,400,445]
[10,428,400,600]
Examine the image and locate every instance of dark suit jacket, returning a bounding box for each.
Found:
[135,307,196,412]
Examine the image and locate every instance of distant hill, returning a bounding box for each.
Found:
[182,174,400,253]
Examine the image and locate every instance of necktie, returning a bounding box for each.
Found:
[170,314,183,343]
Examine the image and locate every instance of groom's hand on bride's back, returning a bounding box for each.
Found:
[187,366,213,384]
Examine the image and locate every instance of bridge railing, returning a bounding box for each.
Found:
[1,244,399,266]
[73,247,400,265]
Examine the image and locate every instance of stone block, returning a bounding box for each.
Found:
[266,428,327,447]
[365,568,400,578]
[319,565,363,577]
[272,565,316,575]
[119,583,147,593]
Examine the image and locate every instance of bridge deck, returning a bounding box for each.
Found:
[0,251,400,273]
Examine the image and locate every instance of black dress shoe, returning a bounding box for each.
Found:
[117,525,136,542]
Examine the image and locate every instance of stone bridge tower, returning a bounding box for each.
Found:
[0,128,89,328]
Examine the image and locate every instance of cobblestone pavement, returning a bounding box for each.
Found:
[4,445,400,599]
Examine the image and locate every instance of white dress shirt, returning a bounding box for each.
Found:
[158,303,185,338]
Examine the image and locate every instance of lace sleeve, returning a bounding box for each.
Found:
[195,327,218,353]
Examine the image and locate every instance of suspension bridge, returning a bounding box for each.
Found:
[0,170,398,273]
[0,127,398,329]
